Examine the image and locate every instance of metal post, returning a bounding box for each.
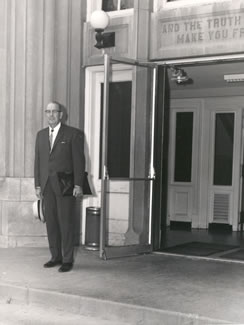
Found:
[148,66,157,244]
[99,53,110,259]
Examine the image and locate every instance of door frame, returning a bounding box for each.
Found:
[206,101,243,231]
[84,54,244,255]
[167,102,201,227]
[84,55,158,259]
[83,62,134,246]
[152,54,244,251]
[100,55,159,259]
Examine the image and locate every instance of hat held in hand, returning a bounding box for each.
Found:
[33,199,45,223]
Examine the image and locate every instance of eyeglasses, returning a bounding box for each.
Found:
[45,110,61,114]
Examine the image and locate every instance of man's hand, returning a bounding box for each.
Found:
[35,187,43,199]
[73,185,83,198]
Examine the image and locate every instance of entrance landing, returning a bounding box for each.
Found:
[0,247,243,324]
[160,227,244,259]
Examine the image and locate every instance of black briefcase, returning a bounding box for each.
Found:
[57,171,92,196]
[83,171,92,195]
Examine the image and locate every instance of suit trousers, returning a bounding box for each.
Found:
[43,177,76,263]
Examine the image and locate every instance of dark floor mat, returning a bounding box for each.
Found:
[220,249,244,260]
[159,241,239,257]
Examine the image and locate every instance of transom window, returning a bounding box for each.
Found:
[102,0,134,11]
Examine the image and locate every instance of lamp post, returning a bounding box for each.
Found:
[89,11,158,258]
[90,10,113,259]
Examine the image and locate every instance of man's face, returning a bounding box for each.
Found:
[45,103,63,128]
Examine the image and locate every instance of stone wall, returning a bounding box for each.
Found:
[0,0,86,247]
[0,178,47,247]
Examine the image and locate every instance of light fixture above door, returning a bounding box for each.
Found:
[170,66,190,84]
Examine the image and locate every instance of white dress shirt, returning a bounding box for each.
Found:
[49,123,61,149]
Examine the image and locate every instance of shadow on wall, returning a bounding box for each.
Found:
[59,103,68,124]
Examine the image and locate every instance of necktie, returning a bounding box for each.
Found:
[49,129,54,150]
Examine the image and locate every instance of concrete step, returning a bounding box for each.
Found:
[0,282,230,325]
[0,302,130,325]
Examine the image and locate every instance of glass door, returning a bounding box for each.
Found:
[99,55,158,259]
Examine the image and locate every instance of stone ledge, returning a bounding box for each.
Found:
[0,177,83,247]
[0,283,230,325]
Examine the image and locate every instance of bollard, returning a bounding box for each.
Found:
[85,207,100,251]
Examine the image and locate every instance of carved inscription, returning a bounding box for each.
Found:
[161,14,244,45]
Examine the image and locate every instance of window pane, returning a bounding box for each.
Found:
[174,112,193,182]
[120,0,134,9]
[102,0,133,11]
[100,82,132,178]
[213,113,234,186]
[102,0,118,11]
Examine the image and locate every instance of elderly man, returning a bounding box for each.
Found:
[34,101,85,272]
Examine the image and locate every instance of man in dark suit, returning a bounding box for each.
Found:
[34,101,85,272]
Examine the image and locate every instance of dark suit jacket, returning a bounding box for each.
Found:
[34,123,85,194]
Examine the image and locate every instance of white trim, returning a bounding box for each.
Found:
[86,0,102,21]
[104,8,134,18]
[82,64,133,244]
[168,101,201,226]
[86,1,134,22]
[154,0,232,11]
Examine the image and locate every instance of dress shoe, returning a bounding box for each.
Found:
[43,260,62,268]
[58,263,73,273]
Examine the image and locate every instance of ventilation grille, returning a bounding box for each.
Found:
[213,193,229,222]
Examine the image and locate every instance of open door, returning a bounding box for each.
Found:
[99,55,159,259]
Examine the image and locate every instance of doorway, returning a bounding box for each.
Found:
[157,60,244,261]
[84,58,157,259]
[84,56,244,261]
